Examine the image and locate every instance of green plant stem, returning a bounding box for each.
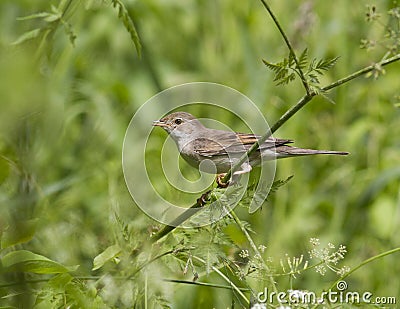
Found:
[229,210,278,294]
[329,247,400,291]
[128,248,182,279]
[163,279,251,291]
[0,276,250,294]
[191,255,250,306]
[150,197,206,243]
[322,53,400,91]
[268,261,325,277]
[260,0,310,95]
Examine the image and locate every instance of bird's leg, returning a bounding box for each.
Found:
[196,190,211,206]
[216,173,230,188]
[216,163,252,188]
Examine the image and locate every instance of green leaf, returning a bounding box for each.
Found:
[1,218,39,249]
[111,0,141,57]
[269,175,294,195]
[17,12,52,21]
[274,67,288,81]
[48,273,74,290]
[0,250,79,274]
[263,55,300,86]
[299,48,309,70]
[262,59,282,72]
[44,13,61,23]
[276,72,295,86]
[12,28,41,45]
[288,52,296,68]
[308,73,320,84]
[114,212,130,241]
[316,56,340,71]
[92,244,121,270]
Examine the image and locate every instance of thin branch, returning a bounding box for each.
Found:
[260,0,311,95]
[269,260,324,277]
[150,193,209,243]
[329,247,400,291]
[191,255,250,306]
[128,249,177,279]
[163,278,251,291]
[322,53,400,91]
[229,210,278,293]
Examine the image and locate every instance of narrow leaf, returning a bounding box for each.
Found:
[288,52,296,67]
[92,244,121,271]
[1,218,39,249]
[12,28,41,45]
[17,12,51,20]
[262,59,282,72]
[44,13,61,23]
[316,56,340,71]
[269,175,294,194]
[111,0,141,57]
[299,48,309,69]
[0,250,78,274]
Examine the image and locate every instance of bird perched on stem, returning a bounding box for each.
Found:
[153,112,348,184]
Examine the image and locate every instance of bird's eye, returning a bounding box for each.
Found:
[174,118,183,125]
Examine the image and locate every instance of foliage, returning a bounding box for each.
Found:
[263,48,339,92]
[1,0,400,308]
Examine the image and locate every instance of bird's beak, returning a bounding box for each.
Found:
[152,120,168,127]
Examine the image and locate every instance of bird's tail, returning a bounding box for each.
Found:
[275,145,349,158]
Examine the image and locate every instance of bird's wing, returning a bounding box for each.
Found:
[191,137,231,157]
[192,131,293,157]
[237,133,293,150]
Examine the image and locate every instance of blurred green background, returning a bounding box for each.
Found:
[1,0,399,308]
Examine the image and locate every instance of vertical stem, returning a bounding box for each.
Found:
[260,0,311,95]
[230,210,278,294]
[192,255,250,305]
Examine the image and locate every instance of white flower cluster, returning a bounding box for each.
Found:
[308,238,350,276]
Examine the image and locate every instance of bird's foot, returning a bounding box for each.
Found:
[196,190,211,206]
[216,173,230,188]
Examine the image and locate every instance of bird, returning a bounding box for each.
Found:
[153,111,348,180]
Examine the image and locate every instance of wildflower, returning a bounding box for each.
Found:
[239,249,249,259]
[258,244,267,253]
[309,238,320,246]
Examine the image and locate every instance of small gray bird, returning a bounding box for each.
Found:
[153,112,348,176]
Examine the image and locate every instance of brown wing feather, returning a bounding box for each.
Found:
[192,130,293,157]
[237,133,293,150]
[192,138,228,157]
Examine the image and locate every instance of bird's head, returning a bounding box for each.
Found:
[153,112,205,141]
